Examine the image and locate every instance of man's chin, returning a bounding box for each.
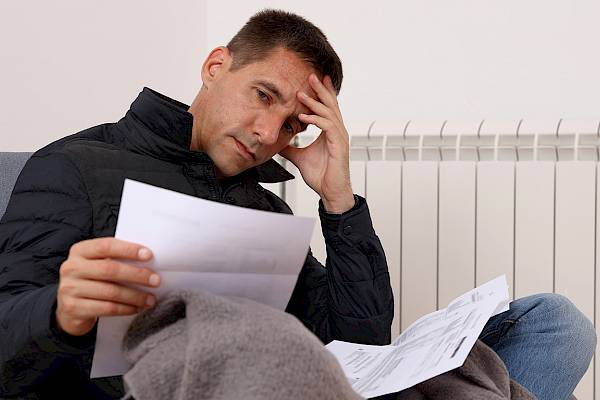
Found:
[213,159,253,178]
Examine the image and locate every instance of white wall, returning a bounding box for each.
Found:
[0,0,206,151]
[205,0,600,135]
[2,1,600,150]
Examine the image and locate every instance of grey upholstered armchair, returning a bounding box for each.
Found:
[0,152,32,219]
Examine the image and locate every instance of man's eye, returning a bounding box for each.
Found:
[256,89,269,103]
[283,122,295,134]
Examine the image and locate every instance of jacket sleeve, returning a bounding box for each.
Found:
[285,195,394,346]
[0,151,97,397]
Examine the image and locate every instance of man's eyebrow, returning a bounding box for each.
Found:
[255,80,287,103]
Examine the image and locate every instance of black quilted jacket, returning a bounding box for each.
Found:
[0,88,393,399]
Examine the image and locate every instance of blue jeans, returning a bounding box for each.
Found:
[479,293,597,400]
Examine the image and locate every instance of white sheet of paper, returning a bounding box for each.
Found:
[327,275,510,398]
[445,274,511,317]
[91,179,315,378]
[392,275,509,348]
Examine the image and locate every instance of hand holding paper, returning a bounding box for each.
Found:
[55,238,159,337]
[91,180,315,378]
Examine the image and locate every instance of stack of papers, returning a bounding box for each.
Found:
[326,276,510,398]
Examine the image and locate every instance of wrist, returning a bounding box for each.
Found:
[322,192,355,214]
[51,305,97,349]
[54,307,96,337]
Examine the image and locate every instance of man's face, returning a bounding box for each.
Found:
[191,47,318,177]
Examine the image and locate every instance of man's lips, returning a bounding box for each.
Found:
[234,138,256,161]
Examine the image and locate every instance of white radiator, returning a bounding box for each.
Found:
[264,119,600,399]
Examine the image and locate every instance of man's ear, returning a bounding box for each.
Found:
[201,47,231,87]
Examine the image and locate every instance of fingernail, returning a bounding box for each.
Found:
[149,274,160,286]
[138,247,152,260]
[146,296,156,307]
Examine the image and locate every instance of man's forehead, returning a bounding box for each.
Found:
[249,50,319,96]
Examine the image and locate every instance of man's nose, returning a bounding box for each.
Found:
[254,113,282,145]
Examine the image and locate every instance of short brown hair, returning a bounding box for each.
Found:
[227,9,343,94]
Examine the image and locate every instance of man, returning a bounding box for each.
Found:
[0,10,393,399]
[0,8,595,400]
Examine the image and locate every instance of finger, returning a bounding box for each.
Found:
[297,91,333,119]
[69,259,161,287]
[323,75,344,121]
[308,74,338,109]
[65,279,155,309]
[299,113,336,133]
[308,75,343,121]
[300,114,349,147]
[278,145,304,165]
[324,75,336,93]
[70,237,153,261]
[62,297,140,318]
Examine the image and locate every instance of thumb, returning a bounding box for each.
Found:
[279,145,303,166]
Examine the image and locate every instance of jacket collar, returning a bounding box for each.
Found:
[121,87,294,184]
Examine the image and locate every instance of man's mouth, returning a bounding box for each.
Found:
[234,138,256,161]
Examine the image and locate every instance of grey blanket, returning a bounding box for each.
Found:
[395,341,535,400]
[121,291,535,400]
